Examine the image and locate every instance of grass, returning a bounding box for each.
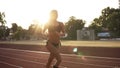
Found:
[61,40,120,47]
[0,40,120,47]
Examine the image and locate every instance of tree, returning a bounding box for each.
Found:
[89,7,120,38]
[0,12,6,25]
[13,26,24,40]
[0,26,10,40]
[11,23,27,40]
[0,12,7,40]
[5,27,10,38]
[89,18,102,37]
[65,16,85,40]
[28,23,42,40]
[11,23,18,33]
[106,9,120,37]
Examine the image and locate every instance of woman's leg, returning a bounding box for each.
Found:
[54,51,62,67]
[46,42,62,68]
[49,45,62,67]
[46,42,56,68]
[46,53,55,68]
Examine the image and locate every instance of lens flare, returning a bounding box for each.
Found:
[73,48,77,53]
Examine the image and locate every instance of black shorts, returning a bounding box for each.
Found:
[46,40,61,48]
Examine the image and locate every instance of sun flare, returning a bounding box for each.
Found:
[1,0,118,29]
[31,10,50,26]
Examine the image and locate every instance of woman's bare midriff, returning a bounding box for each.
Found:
[48,32,60,44]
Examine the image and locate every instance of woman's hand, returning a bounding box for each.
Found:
[42,31,48,39]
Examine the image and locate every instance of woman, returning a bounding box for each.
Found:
[43,10,65,68]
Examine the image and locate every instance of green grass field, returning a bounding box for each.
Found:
[0,40,120,48]
[61,40,120,47]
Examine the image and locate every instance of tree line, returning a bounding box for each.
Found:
[0,7,120,40]
[89,7,120,38]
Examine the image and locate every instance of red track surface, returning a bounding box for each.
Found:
[0,48,120,68]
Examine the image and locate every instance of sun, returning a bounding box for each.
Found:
[36,10,50,26]
[39,16,49,26]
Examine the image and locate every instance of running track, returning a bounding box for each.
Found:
[0,48,120,68]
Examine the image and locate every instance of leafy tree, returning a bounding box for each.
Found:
[11,23,27,40]
[0,12,7,40]
[0,26,10,40]
[28,23,42,39]
[89,7,120,38]
[0,26,5,39]
[65,16,85,40]
[12,26,23,40]
[89,18,102,37]
[11,23,18,33]
[0,12,6,25]
[28,24,35,35]
[5,27,10,37]
[106,9,120,37]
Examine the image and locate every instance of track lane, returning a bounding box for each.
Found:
[0,61,23,68]
[0,48,120,68]
[0,50,119,68]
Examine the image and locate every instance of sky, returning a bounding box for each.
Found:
[0,0,119,29]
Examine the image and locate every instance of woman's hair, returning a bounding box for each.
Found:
[50,10,58,20]
[50,10,58,15]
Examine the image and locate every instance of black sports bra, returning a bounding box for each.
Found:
[48,22,62,33]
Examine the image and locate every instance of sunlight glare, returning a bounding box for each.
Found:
[1,0,118,29]
[73,48,78,53]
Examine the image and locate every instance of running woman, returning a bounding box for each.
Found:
[43,10,65,68]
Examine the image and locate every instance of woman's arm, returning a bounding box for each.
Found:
[42,23,48,39]
[60,23,66,36]
[43,23,48,33]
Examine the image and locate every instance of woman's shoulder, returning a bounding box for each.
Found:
[58,21,63,23]
[58,21,64,26]
[58,21,64,25]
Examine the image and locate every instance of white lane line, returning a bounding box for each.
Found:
[62,54,120,60]
[0,47,120,60]
[63,60,115,68]
[0,54,115,68]
[0,61,23,68]
[0,55,45,65]
[0,55,66,68]
[0,47,120,65]
[0,49,117,68]
[1,50,120,65]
